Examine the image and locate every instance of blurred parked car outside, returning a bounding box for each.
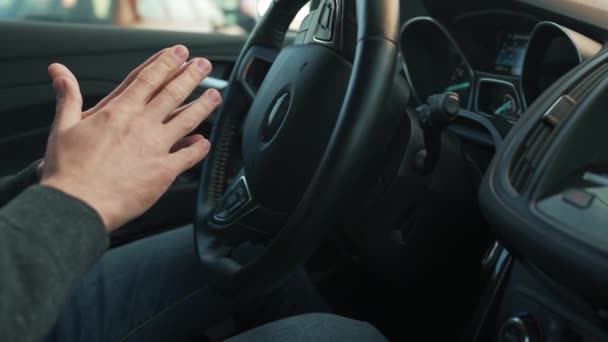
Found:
[0,0,310,34]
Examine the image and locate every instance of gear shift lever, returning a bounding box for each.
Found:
[415,92,460,173]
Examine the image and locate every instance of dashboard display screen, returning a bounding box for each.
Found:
[495,33,529,76]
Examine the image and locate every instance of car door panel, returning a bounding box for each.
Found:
[0,21,246,243]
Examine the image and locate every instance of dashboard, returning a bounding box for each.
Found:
[395,4,608,342]
[399,13,602,139]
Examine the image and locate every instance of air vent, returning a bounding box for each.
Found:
[510,96,576,192]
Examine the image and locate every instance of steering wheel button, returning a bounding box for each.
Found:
[315,0,335,42]
[215,210,230,221]
[225,194,239,208]
[562,188,595,209]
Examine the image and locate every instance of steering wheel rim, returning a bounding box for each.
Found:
[195,0,400,296]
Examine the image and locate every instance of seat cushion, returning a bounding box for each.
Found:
[224,313,388,342]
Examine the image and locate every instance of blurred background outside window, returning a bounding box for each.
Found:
[0,0,310,35]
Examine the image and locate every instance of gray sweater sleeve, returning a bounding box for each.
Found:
[0,161,41,208]
[0,185,109,341]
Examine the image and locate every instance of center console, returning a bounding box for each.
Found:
[472,243,608,342]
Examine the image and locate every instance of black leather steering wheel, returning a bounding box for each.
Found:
[195,0,400,296]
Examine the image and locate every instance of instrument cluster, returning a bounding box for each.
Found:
[399,15,601,136]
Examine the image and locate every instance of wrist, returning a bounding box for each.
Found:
[40,176,115,232]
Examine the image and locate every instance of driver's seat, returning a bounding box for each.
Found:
[224,313,388,342]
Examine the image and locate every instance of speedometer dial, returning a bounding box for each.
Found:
[476,79,523,122]
[492,94,519,121]
[400,17,474,109]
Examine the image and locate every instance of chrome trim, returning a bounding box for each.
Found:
[470,242,512,342]
[312,0,340,45]
[482,241,502,271]
[199,77,229,91]
[238,175,252,198]
[212,175,257,224]
[543,96,567,117]
[583,172,608,187]
[475,78,524,123]
[400,16,475,110]
[499,317,531,342]
[542,95,576,126]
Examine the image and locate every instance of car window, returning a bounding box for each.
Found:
[0,0,310,35]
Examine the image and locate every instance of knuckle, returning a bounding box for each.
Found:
[196,97,214,113]
[158,55,175,71]
[125,69,138,83]
[97,107,115,120]
[186,63,204,81]
[113,94,142,113]
[136,70,157,89]
[164,83,184,102]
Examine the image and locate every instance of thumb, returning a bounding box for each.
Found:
[49,63,83,131]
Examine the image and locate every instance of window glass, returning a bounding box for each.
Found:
[0,0,310,35]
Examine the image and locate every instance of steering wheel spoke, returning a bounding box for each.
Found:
[210,171,257,224]
[208,169,288,235]
[290,0,356,60]
[235,46,280,100]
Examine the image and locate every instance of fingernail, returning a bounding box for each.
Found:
[174,45,188,59]
[207,89,222,104]
[195,59,212,73]
[202,139,211,150]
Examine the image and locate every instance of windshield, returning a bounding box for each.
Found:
[0,0,310,34]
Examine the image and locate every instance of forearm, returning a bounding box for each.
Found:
[0,160,41,207]
[0,185,108,341]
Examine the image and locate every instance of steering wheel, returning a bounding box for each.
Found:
[195,0,400,296]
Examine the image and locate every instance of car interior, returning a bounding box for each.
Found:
[2,0,608,341]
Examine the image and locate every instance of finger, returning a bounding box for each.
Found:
[52,77,83,130]
[164,88,222,143]
[169,135,211,173]
[48,63,78,84]
[164,101,196,124]
[148,58,212,121]
[149,59,193,104]
[120,45,189,104]
[170,134,205,153]
[49,64,83,131]
[83,48,168,118]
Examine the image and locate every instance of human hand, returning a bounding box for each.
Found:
[40,45,222,232]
